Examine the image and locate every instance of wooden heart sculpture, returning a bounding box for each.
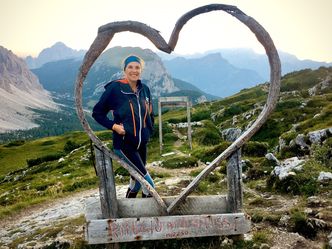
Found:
[75,4,281,214]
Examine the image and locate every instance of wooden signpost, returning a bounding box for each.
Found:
[75,3,281,246]
[158,96,192,152]
[87,213,250,244]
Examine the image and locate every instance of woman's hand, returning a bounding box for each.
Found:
[112,123,126,135]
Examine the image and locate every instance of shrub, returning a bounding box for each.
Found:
[163,133,178,143]
[27,152,65,167]
[64,140,81,153]
[63,178,97,192]
[251,212,264,223]
[223,104,243,117]
[280,131,297,145]
[114,166,130,176]
[194,129,221,146]
[252,118,289,145]
[289,209,317,239]
[4,140,25,147]
[247,165,271,180]
[40,140,56,146]
[192,142,230,164]
[252,230,270,245]
[97,131,113,141]
[279,144,309,159]
[266,173,319,196]
[312,138,332,169]
[191,111,211,122]
[242,141,268,157]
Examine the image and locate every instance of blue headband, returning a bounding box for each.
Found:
[124,55,142,70]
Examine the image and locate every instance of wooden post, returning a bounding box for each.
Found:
[226,149,243,213]
[186,99,192,150]
[94,146,119,249]
[225,130,243,213]
[158,98,163,153]
[225,130,243,242]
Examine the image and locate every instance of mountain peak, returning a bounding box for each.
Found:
[52,41,67,48]
[25,42,86,69]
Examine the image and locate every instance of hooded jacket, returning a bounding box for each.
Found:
[92,79,154,149]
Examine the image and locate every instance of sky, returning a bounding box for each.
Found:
[1,0,331,62]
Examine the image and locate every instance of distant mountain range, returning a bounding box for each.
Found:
[26,42,332,98]
[31,46,218,108]
[0,40,330,135]
[163,53,264,97]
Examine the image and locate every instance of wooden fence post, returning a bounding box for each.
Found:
[225,130,243,242]
[158,98,163,153]
[226,148,243,213]
[186,99,192,150]
[225,129,243,213]
[94,146,119,249]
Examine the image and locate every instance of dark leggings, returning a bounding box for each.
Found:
[114,143,154,194]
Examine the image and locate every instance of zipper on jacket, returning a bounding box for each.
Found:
[129,100,136,137]
[136,94,142,149]
[143,101,148,128]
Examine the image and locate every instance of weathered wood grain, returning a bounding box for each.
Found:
[85,195,228,219]
[86,213,250,244]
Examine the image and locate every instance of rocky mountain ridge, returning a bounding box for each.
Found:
[25,42,85,69]
[0,46,57,132]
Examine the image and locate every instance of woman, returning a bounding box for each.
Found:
[92,55,155,198]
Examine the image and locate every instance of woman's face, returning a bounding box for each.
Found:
[124,61,142,83]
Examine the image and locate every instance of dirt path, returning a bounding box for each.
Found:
[0,186,127,247]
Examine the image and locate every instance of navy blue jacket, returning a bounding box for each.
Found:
[92,79,154,150]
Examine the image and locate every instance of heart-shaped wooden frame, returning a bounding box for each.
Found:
[75,4,281,214]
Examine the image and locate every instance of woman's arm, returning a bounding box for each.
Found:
[92,86,115,130]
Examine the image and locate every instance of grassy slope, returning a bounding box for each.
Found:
[0,131,89,176]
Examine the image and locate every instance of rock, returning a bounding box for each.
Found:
[221,128,242,142]
[304,208,314,215]
[279,214,291,227]
[328,232,332,248]
[308,128,329,144]
[265,153,280,166]
[307,218,328,229]
[317,172,332,182]
[272,157,305,180]
[278,137,287,151]
[260,243,270,249]
[293,134,310,150]
[307,196,323,207]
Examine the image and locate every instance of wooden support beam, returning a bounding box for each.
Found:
[93,146,119,249]
[86,213,250,244]
[158,98,163,153]
[227,149,243,213]
[94,146,119,218]
[86,195,228,220]
[186,99,192,150]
